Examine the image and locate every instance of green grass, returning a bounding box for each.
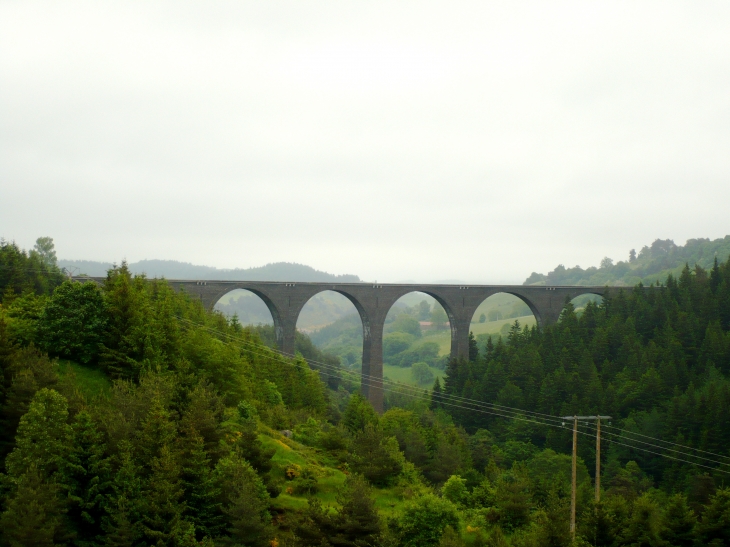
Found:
[419,316,537,356]
[261,428,413,518]
[383,363,445,388]
[57,360,111,399]
[262,430,348,512]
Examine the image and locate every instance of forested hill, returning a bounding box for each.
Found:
[3,237,730,546]
[58,258,360,282]
[524,235,730,287]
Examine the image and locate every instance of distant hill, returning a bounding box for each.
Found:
[58,258,360,283]
[524,235,730,286]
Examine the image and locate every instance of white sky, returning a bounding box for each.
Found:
[2,1,729,283]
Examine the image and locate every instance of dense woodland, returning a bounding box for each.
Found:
[0,237,729,547]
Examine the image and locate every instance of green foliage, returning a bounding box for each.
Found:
[61,409,112,546]
[0,464,68,547]
[390,494,460,547]
[3,237,730,547]
[4,291,47,346]
[387,314,422,338]
[525,235,730,287]
[383,332,416,359]
[343,393,379,433]
[412,361,435,385]
[696,487,730,546]
[660,493,697,547]
[0,346,59,459]
[441,475,468,505]
[5,388,71,482]
[349,424,402,486]
[215,453,272,547]
[431,304,449,330]
[39,280,108,364]
[0,239,65,302]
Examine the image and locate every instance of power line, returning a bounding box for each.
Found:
[175,317,730,475]
[178,316,730,468]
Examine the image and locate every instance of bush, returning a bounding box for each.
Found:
[390,494,460,547]
[412,362,435,385]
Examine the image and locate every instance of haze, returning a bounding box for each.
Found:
[2,1,729,283]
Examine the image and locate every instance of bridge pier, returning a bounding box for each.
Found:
[360,322,384,412]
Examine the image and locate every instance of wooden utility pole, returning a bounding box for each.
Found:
[571,416,577,538]
[595,417,601,505]
[561,415,611,541]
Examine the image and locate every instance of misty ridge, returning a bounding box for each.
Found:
[58,258,361,283]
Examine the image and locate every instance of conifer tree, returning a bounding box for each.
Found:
[179,426,224,540]
[101,496,138,547]
[342,393,378,433]
[102,442,143,546]
[660,493,697,547]
[5,388,71,482]
[430,377,443,410]
[327,474,381,547]
[696,487,730,545]
[0,464,68,547]
[215,453,272,547]
[468,331,479,363]
[139,444,195,546]
[62,409,112,547]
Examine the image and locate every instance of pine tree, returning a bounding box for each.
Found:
[327,474,381,547]
[215,453,272,547]
[468,331,479,363]
[139,444,195,546]
[0,464,67,547]
[179,426,224,540]
[696,487,730,546]
[5,388,71,482]
[660,493,697,547]
[342,393,379,433]
[101,496,139,547]
[430,378,443,410]
[61,409,112,547]
[102,442,143,546]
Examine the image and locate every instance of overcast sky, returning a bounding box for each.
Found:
[1,1,729,283]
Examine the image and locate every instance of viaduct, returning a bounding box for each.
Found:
[75,278,634,412]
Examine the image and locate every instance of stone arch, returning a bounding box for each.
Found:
[207,285,286,348]
[384,288,464,356]
[501,291,542,324]
[469,291,539,342]
[564,290,605,318]
[292,288,370,363]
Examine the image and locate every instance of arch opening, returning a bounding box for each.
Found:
[213,288,283,349]
[381,292,450,387]
[214,289,275,326]
[298,290,365,371]
[565,293,603,319]
[470,293,538,351]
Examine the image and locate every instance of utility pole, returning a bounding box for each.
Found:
[561,415,611,541]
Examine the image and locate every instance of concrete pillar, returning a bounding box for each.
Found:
[451,317,473,360]
[360,320,384,413]
[278,318,297,356]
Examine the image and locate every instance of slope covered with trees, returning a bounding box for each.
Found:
[525,235,730,287]
[1,237,729,547]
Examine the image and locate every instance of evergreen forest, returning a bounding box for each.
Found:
[1,237,729,547]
